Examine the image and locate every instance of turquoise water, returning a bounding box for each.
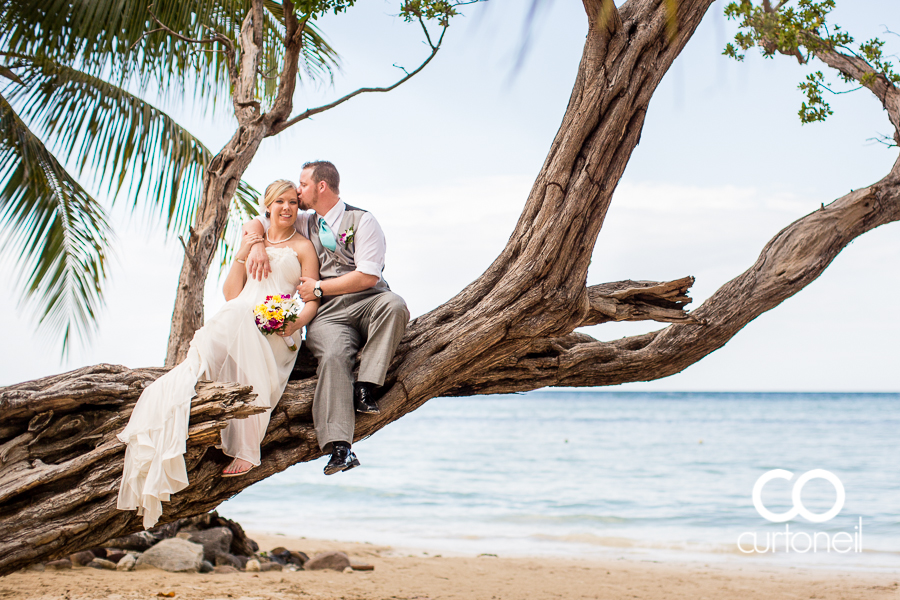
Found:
[220,391,900,569]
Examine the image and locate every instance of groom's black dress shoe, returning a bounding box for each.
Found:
[324,442,360,475]
[354,382,381,414]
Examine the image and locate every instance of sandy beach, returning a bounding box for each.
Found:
[3,532,898,600]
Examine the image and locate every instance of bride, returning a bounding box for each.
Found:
[117,180,320,529]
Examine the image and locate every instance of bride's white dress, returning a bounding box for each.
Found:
[117,247,302,528]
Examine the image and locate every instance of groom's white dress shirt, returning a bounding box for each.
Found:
[256,200,387,278]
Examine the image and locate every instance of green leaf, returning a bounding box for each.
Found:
[3,56,212,235]
[0,0,242,98]
[723,1,899,123]
[797,71,832,123]
[0,1,342,106]
[0,92,113,356]
[2,56,264,238]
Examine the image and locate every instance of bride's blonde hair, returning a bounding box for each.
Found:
[261,179,297,216]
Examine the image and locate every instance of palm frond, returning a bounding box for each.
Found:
[2,56,214,235]
[0,92,112,356]
[0,57,266,241]
[0,0,241,97]
[297,21,341,88]
[0,1,341,105]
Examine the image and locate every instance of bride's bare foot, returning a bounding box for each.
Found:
[222,458,255,477]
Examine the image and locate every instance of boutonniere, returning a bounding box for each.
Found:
[338,225,355,247]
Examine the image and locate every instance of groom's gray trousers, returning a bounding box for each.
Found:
[304,289,409,451]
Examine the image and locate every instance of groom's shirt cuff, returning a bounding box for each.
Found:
[355,261,382,278]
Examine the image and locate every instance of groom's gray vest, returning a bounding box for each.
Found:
[307,204,391,301]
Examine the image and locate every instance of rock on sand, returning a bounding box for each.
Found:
[116,555,137,571]
[304,551,351,572]
[135,538,204,573]
[176,527,233,562]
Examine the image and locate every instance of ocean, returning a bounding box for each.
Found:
[220,391,900,570]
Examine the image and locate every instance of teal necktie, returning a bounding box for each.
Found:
[318,217,337,251]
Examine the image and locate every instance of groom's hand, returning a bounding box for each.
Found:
[297,277,318,302]
[246,240,271,280]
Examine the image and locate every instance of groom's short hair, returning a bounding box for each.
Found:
[302,160,340,194]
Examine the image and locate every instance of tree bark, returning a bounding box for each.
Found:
[0,364,266,574]
[3,0,899,576]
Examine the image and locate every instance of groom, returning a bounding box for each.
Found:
[243,161,409,475]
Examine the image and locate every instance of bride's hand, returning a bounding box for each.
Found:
[236,234,263,261]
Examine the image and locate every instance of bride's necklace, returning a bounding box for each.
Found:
[266,229,296,244]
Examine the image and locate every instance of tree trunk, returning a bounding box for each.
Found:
[3,0,899,576]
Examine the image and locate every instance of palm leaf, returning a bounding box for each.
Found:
[0,92,112,356]
[2,55,259,238]
[0,1,341,106]
[0,0,241,98]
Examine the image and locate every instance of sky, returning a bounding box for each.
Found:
[1,0,898,391]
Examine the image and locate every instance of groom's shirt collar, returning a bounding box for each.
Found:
[319,200,345,231]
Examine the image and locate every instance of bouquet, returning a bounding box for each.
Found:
[254,294,302,351]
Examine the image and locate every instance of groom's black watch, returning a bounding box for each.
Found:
[314,281,323,299]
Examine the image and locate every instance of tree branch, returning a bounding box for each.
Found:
[743,7,900,140]
[0,364,274,574]
[815,47,900,136]
[582,0,621,35]
[264,1,309,126]
[580,276,698,326]
[268,24,447,136]
[233,0,265,125]
[448,173,900,395]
